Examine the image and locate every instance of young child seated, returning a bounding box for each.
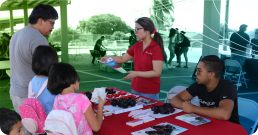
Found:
[30,45,59,114]
[47,63,106,135]
[0,108,25,135]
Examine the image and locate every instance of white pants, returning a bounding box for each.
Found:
[10,94,32,135]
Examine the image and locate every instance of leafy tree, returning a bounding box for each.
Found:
[111,31,125,40]
[78,14,132,34]
[149,0,175,31]
[220,23,233,40]
[48,26,80,43]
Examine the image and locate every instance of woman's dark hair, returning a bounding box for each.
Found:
[0,108,22,134]
[29,4,58,24]
[200,55,224,78]
[48,63,80,95]
[135,17,165,60]
[169,28,177,38]
[32,45,58,76]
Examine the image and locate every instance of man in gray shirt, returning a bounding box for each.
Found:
[9,4,58,115]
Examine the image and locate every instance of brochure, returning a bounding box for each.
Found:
[102,57,127,73]
[175,113,211,126]
[136,97,157,106]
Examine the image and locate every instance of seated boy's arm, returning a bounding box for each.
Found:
[184,99,234,121]
[170,90,194,109]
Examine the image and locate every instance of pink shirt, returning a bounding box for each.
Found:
[53,93,92,135]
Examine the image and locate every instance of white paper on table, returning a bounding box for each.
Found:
[91,87,107,103]
[104,104,143,115]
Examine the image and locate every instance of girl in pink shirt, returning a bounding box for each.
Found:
[47,63,106,135]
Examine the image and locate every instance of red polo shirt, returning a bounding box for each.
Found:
[127,40,164,94]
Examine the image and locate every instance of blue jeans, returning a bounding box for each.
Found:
[131,89,159,101]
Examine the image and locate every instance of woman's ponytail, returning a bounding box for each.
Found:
[153,32,165,60]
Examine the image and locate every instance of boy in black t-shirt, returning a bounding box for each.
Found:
[170,55,239,124]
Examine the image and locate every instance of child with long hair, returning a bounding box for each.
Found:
[30,45,59,114]
[47,63,106,135]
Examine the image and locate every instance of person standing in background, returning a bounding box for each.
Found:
[92,36,107,64]
[167,28,177,69]
[229,24,250,71]
[176,31,190,68]
[251,29,258,58]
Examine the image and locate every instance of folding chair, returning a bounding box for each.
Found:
[122,59,134,71]
[224,59,248,90]
[4,70,10,92]
[164,86,200,107]
[89,50,101,64]
[238,97,258,135]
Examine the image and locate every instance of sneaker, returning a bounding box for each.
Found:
[167,64,172,69]
[183,66,188,68]
[171,66,176,68]
[176,65,181,68]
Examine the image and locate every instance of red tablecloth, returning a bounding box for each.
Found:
[80,88,248,135]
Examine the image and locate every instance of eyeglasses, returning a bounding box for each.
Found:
[196,69,211,74]
[135,28,143,33]
[46,20,55,26]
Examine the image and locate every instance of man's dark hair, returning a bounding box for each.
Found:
[29,4,58,24]
[0,108,22,134]
[239,24,248,31]
[32,45,59,76]
[47,63,80,95]
[200,55,224,78]
[101,36,105,39]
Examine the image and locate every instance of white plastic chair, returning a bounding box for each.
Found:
[238,97,258,135]
[224,59,248,90]
[164,86,200,107]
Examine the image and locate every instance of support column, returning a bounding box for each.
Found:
[202,0,221,57]
[9,10,14,35]
[23,0,28,26]
[60,0,69,63]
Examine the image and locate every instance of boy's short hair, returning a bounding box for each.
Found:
[200,55,224,78]
[32,45,58,76]
[0,108,22,134]
[47,63,80,95]
[29,4,58,24]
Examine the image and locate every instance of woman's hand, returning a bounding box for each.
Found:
[101,56,109,63]
[123,71,138,80]
[98,96,106,107]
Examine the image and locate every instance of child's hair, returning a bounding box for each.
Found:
[32,45,58,76]
[135,17,165,60]
[47,63,80,95]
[0,108,22,134]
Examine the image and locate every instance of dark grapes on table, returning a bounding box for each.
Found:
[84,91,92,100]
[111,98,136,108]
[151,103,175,114]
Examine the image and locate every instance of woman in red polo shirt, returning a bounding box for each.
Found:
[101,17,165,100]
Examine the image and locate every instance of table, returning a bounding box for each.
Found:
[84,88,248,135]
[0,60,10,79]
[106,48,128,56]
